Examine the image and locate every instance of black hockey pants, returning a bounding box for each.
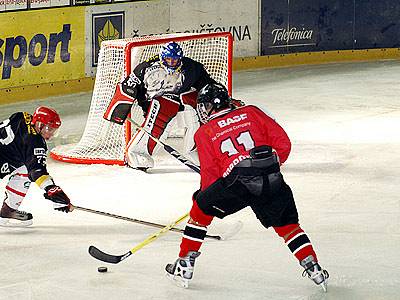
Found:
[196,152,299,228]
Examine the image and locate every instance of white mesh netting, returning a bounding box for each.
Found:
[50,32,232,165]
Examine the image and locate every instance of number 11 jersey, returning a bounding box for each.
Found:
[194,105,291,190]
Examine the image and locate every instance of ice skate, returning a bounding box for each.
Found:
[300,255,329,292]
[165,251,200,288]
[0,202,33,227]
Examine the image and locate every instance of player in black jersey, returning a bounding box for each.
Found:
[0,106,71,227]
[104,41,217,170]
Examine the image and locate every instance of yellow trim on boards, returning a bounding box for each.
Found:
[233,48,400,71]
[0,77,95,105]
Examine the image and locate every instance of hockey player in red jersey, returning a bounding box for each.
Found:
[103,41,217,171]
[165,83,329,291]
[0,106,71,227]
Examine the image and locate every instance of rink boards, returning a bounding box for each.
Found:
[0,0,400,103]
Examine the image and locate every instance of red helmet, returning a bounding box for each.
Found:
[32,106,61,140]
[32,106,61,128]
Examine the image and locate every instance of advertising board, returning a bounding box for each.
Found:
[85,1,169,76]
[0,7,85,89]
[169,0,259,57]
[261,0,400,55]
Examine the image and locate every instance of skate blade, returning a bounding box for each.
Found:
[165,273,189,288]
[0,217,33,227]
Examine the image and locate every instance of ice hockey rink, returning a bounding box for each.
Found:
[1,60,399,300]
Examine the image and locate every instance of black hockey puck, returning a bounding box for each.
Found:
[98,266,108,273]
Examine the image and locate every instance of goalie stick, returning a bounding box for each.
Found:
[89,212,189,264]
[126,117,200,173]
[71,205,221,240]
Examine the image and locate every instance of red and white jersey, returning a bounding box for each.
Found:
[194,105,291,190]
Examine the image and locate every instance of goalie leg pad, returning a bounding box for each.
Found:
[125,130,155,169]
[181,105,200,164]
[143,96,181,154]
[125,96,180,168]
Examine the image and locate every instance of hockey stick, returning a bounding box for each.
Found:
[72,205,221,240]
[126,117,200,173]
[88,212,189,264]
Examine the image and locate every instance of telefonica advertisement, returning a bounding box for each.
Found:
[0,7,85,89]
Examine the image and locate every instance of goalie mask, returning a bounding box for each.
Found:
[196,83,232,124]
[160,42,183,74]
[32,106,61,140]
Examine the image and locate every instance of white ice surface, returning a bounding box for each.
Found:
[1,60,399,300]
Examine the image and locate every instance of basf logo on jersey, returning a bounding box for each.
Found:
[92,12,125,67]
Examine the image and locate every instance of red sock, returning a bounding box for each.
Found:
[179,201,213,257]
[179,237,203,257]
[273,223,317,262]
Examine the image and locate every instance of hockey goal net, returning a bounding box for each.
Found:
[50,32,233,165]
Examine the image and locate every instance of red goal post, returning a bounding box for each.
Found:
[50,32,233,165]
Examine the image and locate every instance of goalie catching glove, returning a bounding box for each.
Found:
[44,185,71,213]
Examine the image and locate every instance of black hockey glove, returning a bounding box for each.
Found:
[44,185,71,213]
